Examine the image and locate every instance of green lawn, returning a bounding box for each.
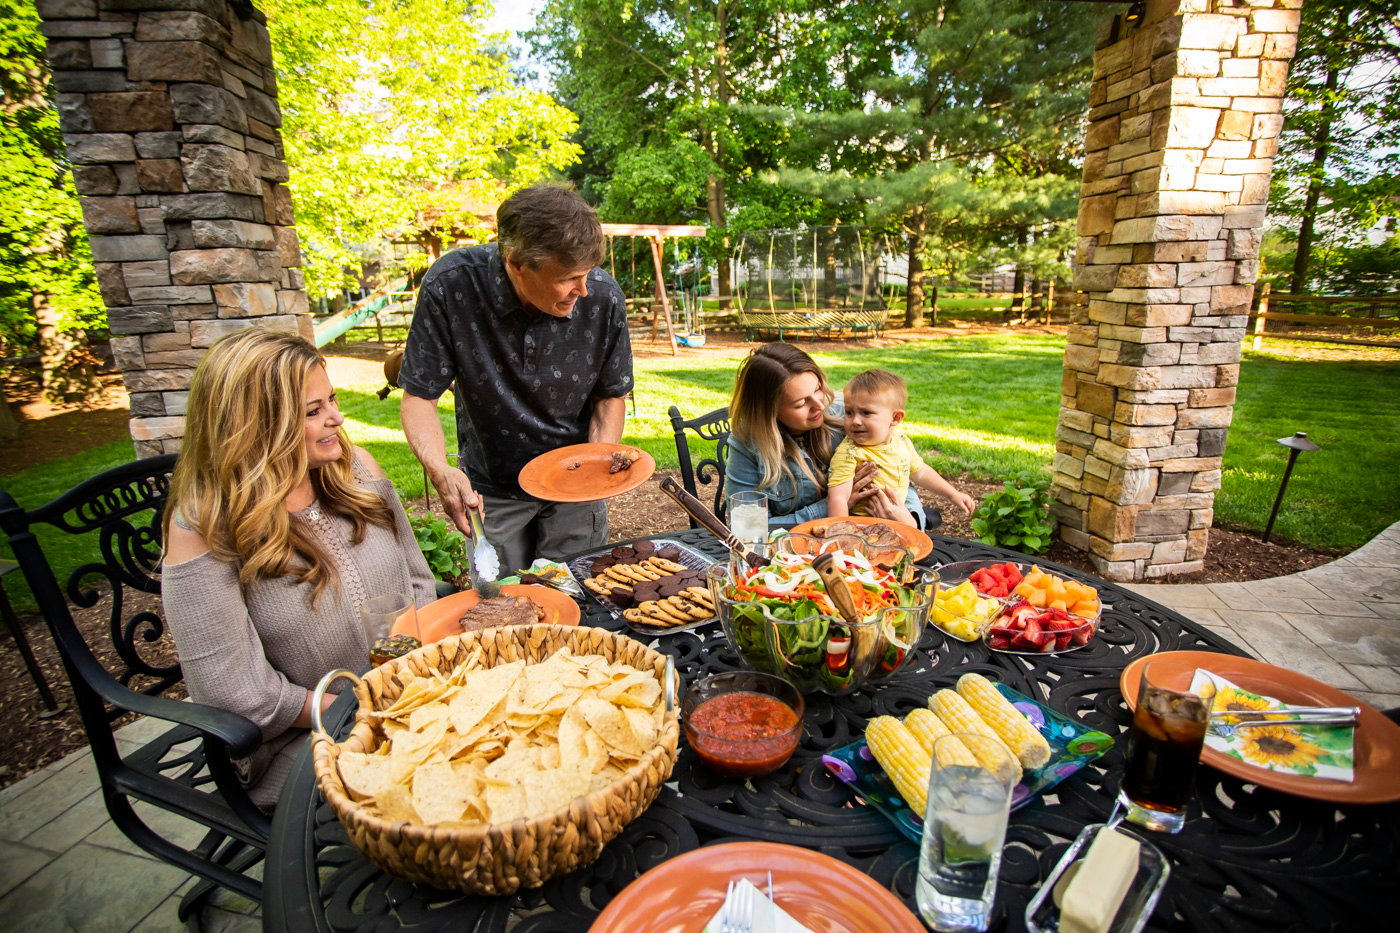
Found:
[3,333,1396,611]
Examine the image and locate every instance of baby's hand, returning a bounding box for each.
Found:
[952,491,977,515]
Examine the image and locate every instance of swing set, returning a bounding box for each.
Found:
[600,223,708,356]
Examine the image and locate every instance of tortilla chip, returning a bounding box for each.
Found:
[411,761,480,826]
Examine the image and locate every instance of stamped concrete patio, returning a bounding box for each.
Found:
[1,521,1396,932]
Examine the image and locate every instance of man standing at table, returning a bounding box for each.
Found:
[398,184,633,573]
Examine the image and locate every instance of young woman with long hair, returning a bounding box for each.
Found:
[725,343,925,527]
[162,328,434,807]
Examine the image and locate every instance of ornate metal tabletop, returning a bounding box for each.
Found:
[264,530,1399,932]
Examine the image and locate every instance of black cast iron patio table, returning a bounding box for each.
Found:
[264,529,1400,932]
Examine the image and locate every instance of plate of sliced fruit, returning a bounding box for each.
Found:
[934,561,1104,653]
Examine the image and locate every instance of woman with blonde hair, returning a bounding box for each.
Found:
[162,327,434,807]
[725,343,927,527]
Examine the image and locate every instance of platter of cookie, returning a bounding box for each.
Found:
[567,538,718,636]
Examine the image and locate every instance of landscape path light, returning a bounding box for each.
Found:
[1263,432,1321,544]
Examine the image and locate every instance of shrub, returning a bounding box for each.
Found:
[970,471,1056,554]
[408,510,468,581]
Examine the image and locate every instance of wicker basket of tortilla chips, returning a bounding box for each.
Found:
[310,624,679,895]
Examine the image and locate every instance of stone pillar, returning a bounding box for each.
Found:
[1053,0,1301,582]
[37,0,309,457]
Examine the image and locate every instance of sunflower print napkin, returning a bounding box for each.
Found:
[1191,670,1355,783]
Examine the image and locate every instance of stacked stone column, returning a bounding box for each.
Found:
[1053,0,1301,582]
[38,0,307,456]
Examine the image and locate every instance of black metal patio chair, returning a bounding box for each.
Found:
[668,405,731,527]
[0,455,268,925]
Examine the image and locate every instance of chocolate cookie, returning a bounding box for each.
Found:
[609,587,635,608]
[611,545,637,561]
[633,539,656,556]
[656,545,682,561]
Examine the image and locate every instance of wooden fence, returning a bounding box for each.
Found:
[1251,284,1400,349]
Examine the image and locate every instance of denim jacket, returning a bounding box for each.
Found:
[724,429,926,528]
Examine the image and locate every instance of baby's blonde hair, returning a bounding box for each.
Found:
[165,328,394,601]
[844,369,907,409]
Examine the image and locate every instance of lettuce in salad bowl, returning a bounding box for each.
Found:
[709,535,935,695]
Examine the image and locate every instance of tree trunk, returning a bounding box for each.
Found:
[905,209,927,327]
[1009,226,1028,320]
[34,293,96,405]
[709,0,732,311]
[929,283,939,326]
[822,222,839,306]
[706,173,731,309]
[1290,66,1341,294]
[0,385,18,442]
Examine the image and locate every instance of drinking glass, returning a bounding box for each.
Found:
[1119,659,1216,833]
[916,734,1016,932]
[728,490,769,556]
[359,592,418,645]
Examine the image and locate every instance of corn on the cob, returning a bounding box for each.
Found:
[903,708,979,768]
[865,716,932,815]
[929,689,1023,784]
[956,672,1052,770]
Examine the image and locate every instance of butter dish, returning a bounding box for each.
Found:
[1025,823,1170,933]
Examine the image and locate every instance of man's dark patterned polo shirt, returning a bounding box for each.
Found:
[398,244,634,499]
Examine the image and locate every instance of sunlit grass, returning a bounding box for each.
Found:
[2,331,1395,610]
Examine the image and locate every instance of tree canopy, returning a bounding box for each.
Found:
[265,0,583,297]
[1267,0,1400,294]
[531,0,1095,320]
[0,0,104,355]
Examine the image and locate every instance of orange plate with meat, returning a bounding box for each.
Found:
[518,443,656,502]
[395,585,581,645]
[790,515,933,561]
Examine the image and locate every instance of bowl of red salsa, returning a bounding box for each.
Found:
[682,671,805,779]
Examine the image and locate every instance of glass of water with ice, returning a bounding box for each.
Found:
[917,734,1016,932]
[727,490,769,557]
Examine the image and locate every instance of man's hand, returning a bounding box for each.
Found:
[429,466,481,537]
[402,391,478,535]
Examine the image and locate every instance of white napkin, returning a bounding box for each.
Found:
[702,878,816,933]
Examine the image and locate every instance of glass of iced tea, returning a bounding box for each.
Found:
[1119,660,1216,833]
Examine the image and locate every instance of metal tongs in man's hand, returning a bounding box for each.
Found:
[467,509,501,599]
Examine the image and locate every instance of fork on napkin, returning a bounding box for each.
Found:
[703,878,815,933]
[1192,670,1356,782]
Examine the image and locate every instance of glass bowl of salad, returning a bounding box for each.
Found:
[708,539,934,696]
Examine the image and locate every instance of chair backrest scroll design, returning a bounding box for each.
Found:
[668,406,731,528]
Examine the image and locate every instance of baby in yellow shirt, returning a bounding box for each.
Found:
[827,369,976,526]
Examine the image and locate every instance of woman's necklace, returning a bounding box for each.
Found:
[289,478,321,520]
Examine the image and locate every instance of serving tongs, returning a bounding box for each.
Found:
[658,477,766,570]
[467,509,502,599]
[810,551,884,665]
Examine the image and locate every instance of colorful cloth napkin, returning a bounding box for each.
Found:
[1192,670,1355,783]
[703,878,816,933]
